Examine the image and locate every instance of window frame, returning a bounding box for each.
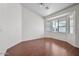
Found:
[58,16,67,33]
[47,16,73,34]
[46,12,74,34]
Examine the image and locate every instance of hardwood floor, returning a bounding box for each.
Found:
[5,38,79,56]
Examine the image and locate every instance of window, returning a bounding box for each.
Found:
[52,20,58,32]
[46,13,74,34]
[58,17,66,33]
[46,21,51,32]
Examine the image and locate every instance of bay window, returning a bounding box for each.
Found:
[46,13,74,34]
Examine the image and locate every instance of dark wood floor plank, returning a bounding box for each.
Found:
[5,37,79,56]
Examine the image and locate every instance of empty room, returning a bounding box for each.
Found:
[0,3,79,56]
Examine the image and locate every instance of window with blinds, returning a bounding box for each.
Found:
[46,13,74,34]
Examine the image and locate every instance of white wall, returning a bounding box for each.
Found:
[75,5,79,47]
[0,3,44,55]
[0,3,22,55]
[44,4,79,48]
[22,7,44,41]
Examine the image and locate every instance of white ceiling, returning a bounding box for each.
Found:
[21,3,75,17]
